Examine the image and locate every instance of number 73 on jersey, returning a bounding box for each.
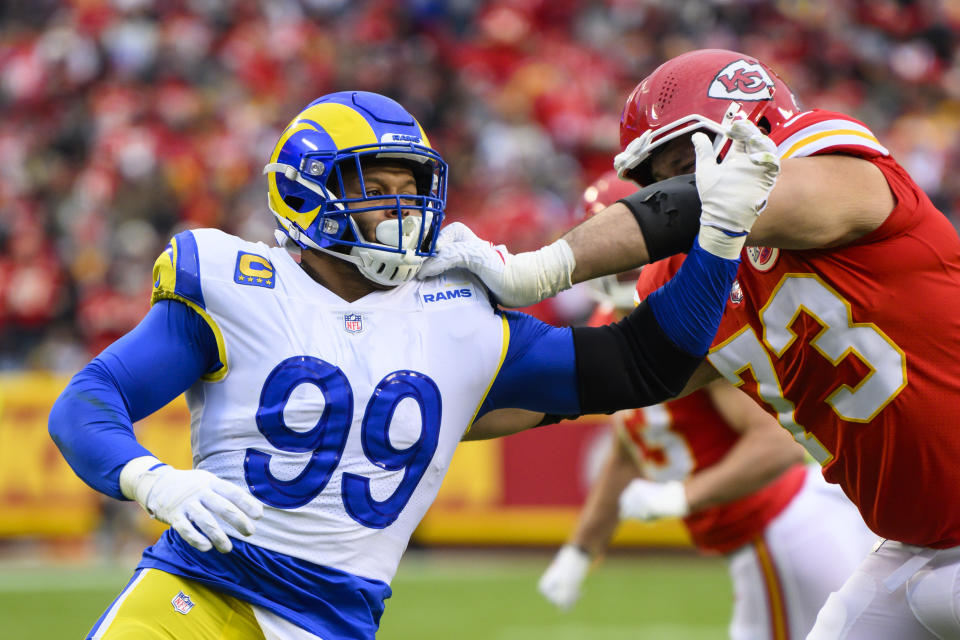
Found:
[707,274,907,465]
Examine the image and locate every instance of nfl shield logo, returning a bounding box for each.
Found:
[344,313,363,334]
[171,591,194,615]
[730,280,744,305]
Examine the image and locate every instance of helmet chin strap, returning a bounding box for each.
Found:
[272,203,430,288]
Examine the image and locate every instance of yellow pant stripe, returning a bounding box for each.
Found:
[754,537,790,640]
[91,569,149,639]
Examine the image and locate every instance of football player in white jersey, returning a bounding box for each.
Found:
[50,91,780,640]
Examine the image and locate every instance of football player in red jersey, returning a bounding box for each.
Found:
[539,172,874,640]
[423,50,960,639]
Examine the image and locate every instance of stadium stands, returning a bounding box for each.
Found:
[2,0,959,369]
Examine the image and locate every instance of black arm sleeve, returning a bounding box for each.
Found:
[617,173,701,262]
[571,299,702,414]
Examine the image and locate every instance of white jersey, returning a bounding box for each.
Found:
[152,228,507,583]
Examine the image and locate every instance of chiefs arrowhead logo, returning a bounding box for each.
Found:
[709,60,775,101]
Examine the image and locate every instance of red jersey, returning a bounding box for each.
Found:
[587,306,806,554]
[637,110,960,548]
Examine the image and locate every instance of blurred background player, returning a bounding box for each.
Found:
[48,91,779,639]
[538,171,875,640]
[429,48,960,640]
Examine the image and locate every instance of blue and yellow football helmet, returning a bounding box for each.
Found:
[264,91,448,286]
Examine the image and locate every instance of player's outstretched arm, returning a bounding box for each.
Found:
[420,121,777,306]
[567,154,892,278]
[539,419,639,611]
[422,130,892,307]
[49,300,263,553]
[469,123,779,439]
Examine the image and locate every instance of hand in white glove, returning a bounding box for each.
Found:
[120,456,264,553]
[694,119,780,259]
[538,544,591,612]
[417,222,576,308]
[618,479,690,522]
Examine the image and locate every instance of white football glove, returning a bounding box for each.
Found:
[618,479,689,522]
[538,544,591,612]
[120,456,264,553]
[417,222,576,308]
[694,119,780,259]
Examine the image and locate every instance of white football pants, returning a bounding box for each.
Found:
[807,538,960,639]
[727,466,877,640]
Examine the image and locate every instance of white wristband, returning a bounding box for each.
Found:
[697,226,746,260]
[500,238,576,307]
[119,455,167,508]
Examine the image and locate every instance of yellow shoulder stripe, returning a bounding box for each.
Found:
[465,314,511,435]
[151,291,229,382]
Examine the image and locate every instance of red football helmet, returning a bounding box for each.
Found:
[616,49,801,185]
[579,170,642,310]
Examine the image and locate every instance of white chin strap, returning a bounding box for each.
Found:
[349,214,430,287]
[275,212,430,288]
[274,213,429,287]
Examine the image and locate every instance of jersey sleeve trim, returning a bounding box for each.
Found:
[776,115,889,160]
[464,313,510,436]
[151,293,228,382]
[173,231,205,307]
[151,232,205,308]
[151,232,228,382]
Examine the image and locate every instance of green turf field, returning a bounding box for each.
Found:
[0,551,732,639]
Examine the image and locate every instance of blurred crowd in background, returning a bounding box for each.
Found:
[2,0,960,372]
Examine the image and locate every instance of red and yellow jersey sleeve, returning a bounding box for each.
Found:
[771,109,889,160]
